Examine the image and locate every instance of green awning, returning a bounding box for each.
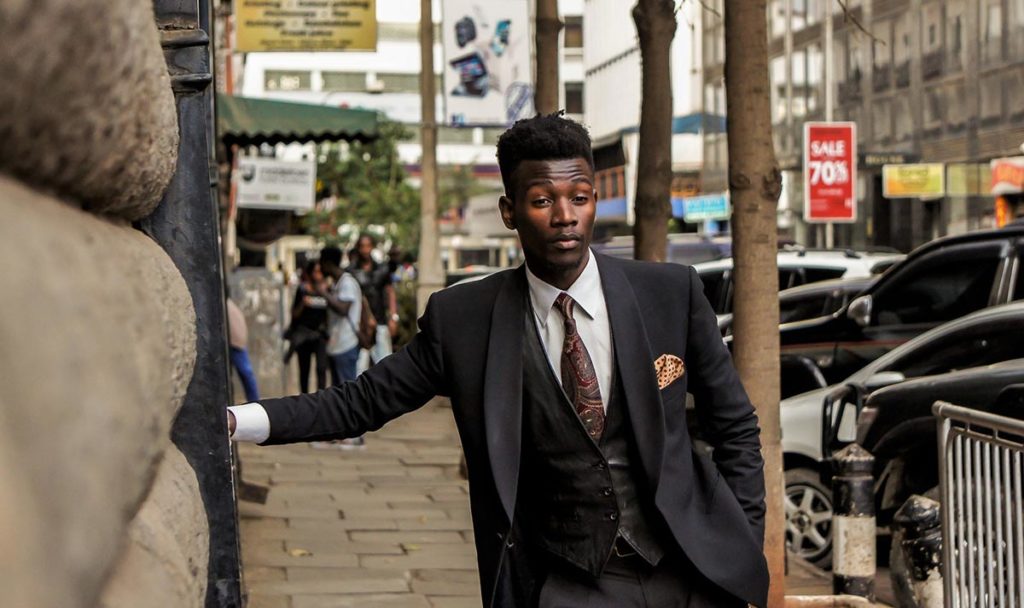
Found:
[217,93,379,146]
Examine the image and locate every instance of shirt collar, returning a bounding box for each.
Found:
[524,250,603,327]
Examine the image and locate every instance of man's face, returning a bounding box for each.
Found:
[499,157,597,280]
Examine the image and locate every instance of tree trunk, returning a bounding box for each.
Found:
[417,0,444,314]
[534,0,562,115]
[724,1,785,605]
[631,0,675,262]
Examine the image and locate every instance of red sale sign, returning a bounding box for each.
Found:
[804,122,857,223]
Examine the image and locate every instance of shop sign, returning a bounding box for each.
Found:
[673,193,730,222]
[236,157,316,211]
[860,152,917,168]
[882,163,945,198]
[990,157,1024,195]
[236,0,377,52]
[804,122,857,223]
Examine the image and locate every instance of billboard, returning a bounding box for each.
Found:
[236,157,316,211]
[441,0,534,126]
[990,157,1024,195]
[882,164,945,198]
[804,122,857,223]
[236,0,377,52]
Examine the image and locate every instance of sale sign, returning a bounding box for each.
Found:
[804,122,857,223]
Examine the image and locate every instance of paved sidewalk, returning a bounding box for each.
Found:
[237,398,833,607]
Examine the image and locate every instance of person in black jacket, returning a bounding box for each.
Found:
[228,113,767,608]
[285,260,329,392]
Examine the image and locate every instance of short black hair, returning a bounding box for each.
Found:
[320,246,342,267]
[357,232,377,248]
[496,112,594,197]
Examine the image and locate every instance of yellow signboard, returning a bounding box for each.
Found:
[882,163,945,198]
[236,0,377,52]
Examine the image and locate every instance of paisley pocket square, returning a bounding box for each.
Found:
[654,354,685,389]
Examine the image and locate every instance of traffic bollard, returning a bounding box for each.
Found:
[892,495,943,608]
[831,444,876,601]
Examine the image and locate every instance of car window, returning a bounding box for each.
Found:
[779,269,800,290]
[779,293,829,323]
[697,270,728,314]
[885,315,1024,378]
[871,244,1003,326]
[803,267,847,283]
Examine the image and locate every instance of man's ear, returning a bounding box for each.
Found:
[498,195,516,230]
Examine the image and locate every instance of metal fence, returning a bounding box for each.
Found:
[935,401,1024,608]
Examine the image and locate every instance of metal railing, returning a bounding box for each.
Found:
[935,401,1024,608]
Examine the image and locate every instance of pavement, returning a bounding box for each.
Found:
[236,397,839,608]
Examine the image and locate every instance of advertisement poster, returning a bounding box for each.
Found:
[236,157,317,211]
[236,0,377,52]
[441,0,534,126]
[803,122,857,223]
[882,164,945,198]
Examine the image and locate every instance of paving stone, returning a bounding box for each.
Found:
[341,508,450,521]
[348,531,465,545]
[360,552,478,571]
[240,503,342,520]
[292,595,431,608]
[285,539,404,555]
[285,568,409,583]
[428,596,481,608]
[244,566,288,583]
[246,593,291,608]
[244,551,360,570]
[249,578,409,595]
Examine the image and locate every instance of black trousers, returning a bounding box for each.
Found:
[538,553,746,608]
[294,337,327,393]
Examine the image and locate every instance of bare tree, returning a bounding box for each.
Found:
[631,0,676,262]
[535,0,562,115]
[723,0,785,604]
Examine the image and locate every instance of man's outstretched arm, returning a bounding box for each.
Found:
[229,295,448,444]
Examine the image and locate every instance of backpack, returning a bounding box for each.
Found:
[343,273,377,350]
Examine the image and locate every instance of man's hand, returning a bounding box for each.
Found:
[227,409,236,435]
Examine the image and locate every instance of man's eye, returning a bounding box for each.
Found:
[531,198,551,206]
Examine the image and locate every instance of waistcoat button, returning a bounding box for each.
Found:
[601,487,613,497]
[608,512,619,521]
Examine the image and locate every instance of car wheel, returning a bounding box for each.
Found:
[785,467,834,568]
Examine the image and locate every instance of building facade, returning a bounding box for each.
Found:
[702,0,1024,252]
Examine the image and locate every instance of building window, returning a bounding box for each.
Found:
[893,97,912,141]
[322,71,366,92]
[768,0,787,39]
[947,0,966,71]
[806,43,823,114]
[770,55,788,125]
[982,0,1004,64]
[981,75,1003,120]
[264,70,311,92]
[791,48,807,119]
[872,99,891,141]
[946,84,967,128]
[923,87,944,129]
[564,82,584,115]
[378,73,421,93]
[792,0,807,31]
[564,16,583,49]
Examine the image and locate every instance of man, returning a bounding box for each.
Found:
[225,297,259,402]
[348,233,399,367]
[229,114,768,607]
[316,246,362,384]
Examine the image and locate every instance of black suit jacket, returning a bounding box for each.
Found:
[260,254,769,607]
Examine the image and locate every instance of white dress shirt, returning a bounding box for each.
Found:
[524,251,613,411]
[228,250,613,441]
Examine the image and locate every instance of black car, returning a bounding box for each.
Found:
[854,359,1024,524]
[774,226,1024,397]
[718,275,874,336]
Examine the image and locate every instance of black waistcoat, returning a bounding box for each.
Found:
[517,309,668,577]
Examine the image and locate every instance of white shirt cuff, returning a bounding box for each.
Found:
[228,402,271,444]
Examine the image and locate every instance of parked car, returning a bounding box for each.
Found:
[695,249,903,317]
[591,233,731,266]
[780,301,1024,567]
[855,359,1024,524]
[717,275,874,336]
[774,226,1024,398]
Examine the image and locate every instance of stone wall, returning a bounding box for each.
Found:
[0,0,209,606]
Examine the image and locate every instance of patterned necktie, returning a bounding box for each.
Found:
[554,292,605,440]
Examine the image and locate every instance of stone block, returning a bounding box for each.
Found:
[0,177,196,608]
[0,0,178,220]
[98,448,209,607]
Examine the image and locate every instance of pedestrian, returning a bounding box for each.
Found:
[314,246,362,385]
[225,297,259,402]
[284,260,328,393]
[348,233,399,370]
[228,113,767,607]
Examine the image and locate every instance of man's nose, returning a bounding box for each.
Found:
[551,198,578,225]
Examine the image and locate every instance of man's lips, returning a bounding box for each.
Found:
[550,234,582,250]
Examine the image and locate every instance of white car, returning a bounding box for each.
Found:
[693,249,904,317]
